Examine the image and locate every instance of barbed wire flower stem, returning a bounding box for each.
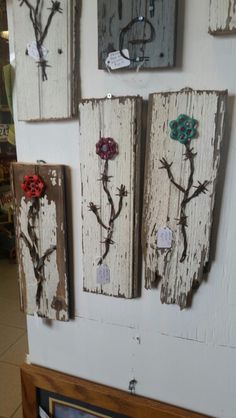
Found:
[88,137,127,265]
[159,115,209,263]
[18,0,62,81]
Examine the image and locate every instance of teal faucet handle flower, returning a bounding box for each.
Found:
[169,114,198,145]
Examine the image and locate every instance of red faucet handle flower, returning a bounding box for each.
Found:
[20,174,45,198]
[96,137,119,160]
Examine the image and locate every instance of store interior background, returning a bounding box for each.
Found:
[2,0,236,417]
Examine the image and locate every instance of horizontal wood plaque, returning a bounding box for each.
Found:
[12,0,80,121]
[98,0,177,70]
[142,88,227,309]
[209,0,236,34]
[11,163,69,321]
[79,97,142,298]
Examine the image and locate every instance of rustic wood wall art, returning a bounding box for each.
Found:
[11,163,69,321]
[98,0,177,71]
[12,0,80,121]
[79,97,142,298]
[21,363,210,418]
[142,88,227,309]
[209,0,236,34]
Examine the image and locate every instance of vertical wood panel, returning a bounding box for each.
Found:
[11,163,69,321]
[209,0,236,34]
[142,89,227,309]
[12,0,80,121]
[79,97,141,298]
[98,0,177,70]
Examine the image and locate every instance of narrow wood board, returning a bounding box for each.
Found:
[98,0,177,70]
[12,0,80,121]
[79,97,142,298]
[142,89,227,309]
[11,163,69,321]
[21,364,211,418]
[209,0,236,34]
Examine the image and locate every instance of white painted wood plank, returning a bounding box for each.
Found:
[79,97,141,298]
[143,89,227,309]
[209,0,236,34]
[11,164,69,321]
[12,0,80,121]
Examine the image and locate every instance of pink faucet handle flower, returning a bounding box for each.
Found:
[96,137,119,160]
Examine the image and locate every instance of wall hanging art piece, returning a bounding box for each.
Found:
[142,88,227,309]
[97,0,177,71]
[209,0,236,34]
[79,97,142,298]
[11,163,69,321]
[12,0,80,121]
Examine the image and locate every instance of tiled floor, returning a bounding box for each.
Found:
[0,259,27,418]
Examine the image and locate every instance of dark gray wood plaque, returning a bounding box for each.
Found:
[98,0,177,70]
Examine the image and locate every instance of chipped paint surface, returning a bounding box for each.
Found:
[12,163,69,321]
[142,89,227,309]
[209,0,236,34]
[79,97,141,298]
[12,0,80,120]
[19,197,65,317]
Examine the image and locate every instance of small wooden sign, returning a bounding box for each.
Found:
[12,0,80,121]
[209,0,236,34]
[79,97,141,298]
[142,88,227,309]
[11,163,69,321]
[98,0,177,70]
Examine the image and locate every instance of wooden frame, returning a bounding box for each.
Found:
[21,363,210,418]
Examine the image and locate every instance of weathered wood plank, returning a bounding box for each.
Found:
[79,97,142,298]
[98,0,177,70]
[12,0,80,121]
[11,163,69,321]
[142,89,227,309]
[209,0,236,34]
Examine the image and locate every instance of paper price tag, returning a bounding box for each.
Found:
[39,406,49,418]
[96,264,110,285]
[27,41,48,61]
[105,49,130,70]
[157,227,173,249]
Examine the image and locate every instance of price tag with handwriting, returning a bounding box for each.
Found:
[105,49,130,70]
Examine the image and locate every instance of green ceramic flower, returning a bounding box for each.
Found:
[169,114,198,145]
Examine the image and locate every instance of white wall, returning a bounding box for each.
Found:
[8,1,236,417]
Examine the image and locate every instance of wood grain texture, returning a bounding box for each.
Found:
[142,89,227,309]
[209,0,236,34]
[12,0,80,121]
[21,363,211,418]
[79,97,141,298]
[98,0,177,70]
[11,163,69,321]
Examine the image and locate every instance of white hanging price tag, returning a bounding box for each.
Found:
[27,41,48,61]
[157,227,173,249]
[96,264,110,285]
[105,49,130,70]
